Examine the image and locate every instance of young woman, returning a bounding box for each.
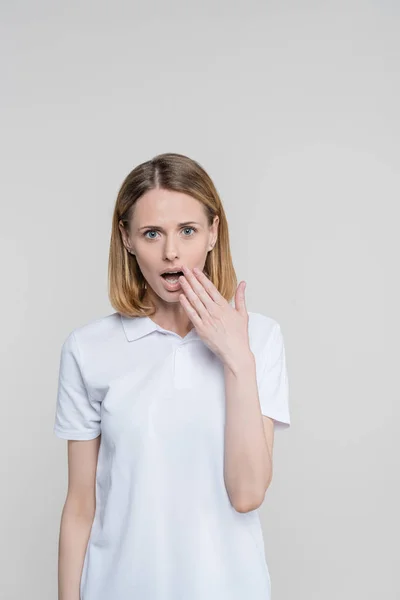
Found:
[54,152,290,600]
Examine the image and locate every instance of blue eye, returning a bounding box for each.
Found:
[143,227,197,239]
[143,230,159,239]
[182,227,196,236]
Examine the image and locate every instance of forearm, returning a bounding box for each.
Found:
[223,351,272,513]
[58,503,94,600]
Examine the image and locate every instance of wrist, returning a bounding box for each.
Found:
[223,349,256,377]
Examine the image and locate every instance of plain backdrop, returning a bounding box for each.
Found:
[0,1,399,598]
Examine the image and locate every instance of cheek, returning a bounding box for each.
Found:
[187,238,210,256]
[134,246,156,269]
[135,238,209,269]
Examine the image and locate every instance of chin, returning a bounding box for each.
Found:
[148,281,181,303]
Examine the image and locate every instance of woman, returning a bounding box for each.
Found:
[54,152,290,600]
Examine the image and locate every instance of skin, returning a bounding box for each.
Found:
[119,187,219,338]
[119,187,275,510]
[57,187,275,599]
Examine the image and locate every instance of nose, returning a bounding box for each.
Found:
[163,234,180,261]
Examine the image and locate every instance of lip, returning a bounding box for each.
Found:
[160,267,184,275]
[160,273,183,292]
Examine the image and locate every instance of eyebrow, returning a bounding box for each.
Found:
[138,221,202,231]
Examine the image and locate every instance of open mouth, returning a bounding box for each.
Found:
[161,271,184,281]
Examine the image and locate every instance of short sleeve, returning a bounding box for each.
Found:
[256,322,291,430]
[54,331,101,440]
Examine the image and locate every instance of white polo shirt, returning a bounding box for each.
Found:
[54,310,290,600]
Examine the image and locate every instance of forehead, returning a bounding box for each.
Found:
[133,188,206,223]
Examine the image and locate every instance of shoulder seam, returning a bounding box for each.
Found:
[71,330,95,405]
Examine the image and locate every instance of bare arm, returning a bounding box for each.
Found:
[223,352,274,513]
[58,435,100,600]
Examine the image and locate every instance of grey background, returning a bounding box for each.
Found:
[1,1,398,598]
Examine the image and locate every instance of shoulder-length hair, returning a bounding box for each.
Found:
[108,152,237,317]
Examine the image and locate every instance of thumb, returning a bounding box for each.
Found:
[235,281,247,314]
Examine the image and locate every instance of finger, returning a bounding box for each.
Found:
[192,267,226,307]
[179,293,202,327]
[179,275,209,320]
[181,267,217,313]
[235,281,247,314]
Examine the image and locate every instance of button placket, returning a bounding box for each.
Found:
[173,343,193,390]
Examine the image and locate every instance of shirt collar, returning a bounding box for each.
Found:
[120,314,160,341]
[119,313,199,342]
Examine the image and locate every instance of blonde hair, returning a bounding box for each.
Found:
[108,152,237,317]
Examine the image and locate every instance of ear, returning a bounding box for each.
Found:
[118,219,126,239]
[118,220,131,252]
[209,215,219,249]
